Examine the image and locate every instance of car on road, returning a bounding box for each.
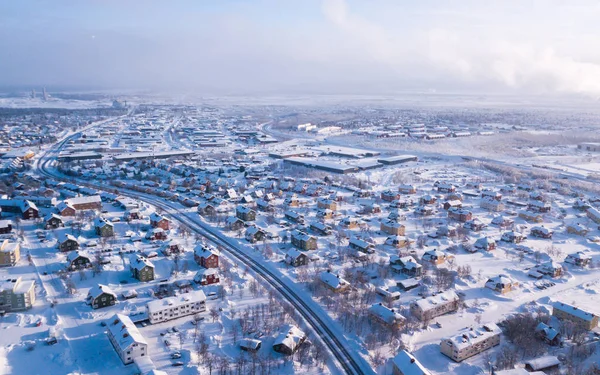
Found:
[171,352,182,359]
[172,361,184,367]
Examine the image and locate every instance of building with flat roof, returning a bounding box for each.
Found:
[0,277,35,311]
[146,290,206,324]
[440,323,501,362]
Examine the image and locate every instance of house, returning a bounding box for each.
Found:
[390,199,413,209]
[443,200,462,210]
[368,303,405,327]
[66,250,91,270]
[317,198,337,210]
[532,261,563,278]
[422,249,451,265]
[415,205,435,216]
[0,277,36,311]
[146,227,167,241]
[57,233,79,252]
[316,208,334,220]
[474,237,496,251]
[410,290,459,321]
[193,268,220,285]
[381,190,401,202]
[197,202,217,216]
[530,226,553,239]
[284,210,304,224]
[398,184,417,194]
[86,284,117,309]
[0,220,12,234]
[0,199,38,219]
[552,301,599,330]
[44,213,64,229]
[106,314,148,365]
[485,275,518,294]
[256,199,273,212]
[518,210,544,223]
[66,195,102,211]
[240,195,254,204]
[380,219,406,236]
[524,356,561,373]
[0,239,20,267]
[480,197,505,212]
[194,244,219,268]
[225,188,238,200]
[440,323,501,362]
[527,200,551,213]
[419,195,437,205]
[339,217,360,229]
[226,216,245,231]
[236,205,256,222]
[94,217,114,237]
[565,251,592,267]
[349,237,375,254]
[146,290,206,324]
[310,221,332,236]
[535,322,561,345]
[448,208,473,222]
[320,270,350,292]
[283,195,300,207]
[464,218,487,231]
[566,222,589,236]
[56,201,76,216]
[290,230,317,251]
[285,249,309,267]
[245,226,266,243]
[500,231,526,243]
[392,350,432,375]
[129,255,155,282]
[436,225,457,238]
[481,189,502,201]
[272,325,306,355]
[491,215,514,228]
[149,212,170,230]
[385,235,409,248]
[437,183,456,193]
[586,207,600,224]
[239,338,262,353]
[390,255,422,277]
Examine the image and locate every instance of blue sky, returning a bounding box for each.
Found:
[2,0,600,96]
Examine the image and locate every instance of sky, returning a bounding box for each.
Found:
[2,0,600,97]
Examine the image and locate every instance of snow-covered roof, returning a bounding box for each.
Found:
[94,216,113,228]
[524,356,561,371]
[66,250,89,263]
[320,271,349,290]
[273,325,305,352]
[88,284,117,300]
[129,254,154,271]
[485,275,515,289]
[57,232,78,243]
[107,314,147,352]
[392,350,431,375]
[412,290,459,312]
[442,323,501,350]
[146,290,206,315]
[369,303,405,325]
[553,302,597,321]
[194,244,219,258]
[349,237,374,249]
[66,195,101,205]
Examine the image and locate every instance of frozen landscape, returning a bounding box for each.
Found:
[3,1,600,374]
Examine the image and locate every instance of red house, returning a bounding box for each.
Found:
[194,268,220,285]
[194,244,219,268]
[149,212,170,230]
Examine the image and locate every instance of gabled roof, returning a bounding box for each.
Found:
[107,314,147,352]
[129,254,154,271]
[392,350,432,375]
[273,325,305,352]
[66,250,90,263]
[320,270,348,290]
[88,284,117,299]
[194,244,219,259]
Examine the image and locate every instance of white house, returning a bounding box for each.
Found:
[146,290,206,324]
[392,350,432,375]
[106,314,148,365]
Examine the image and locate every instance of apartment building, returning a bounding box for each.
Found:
[146,290,206,324]
[106,314,148,365]
[440,323,501,362]
[552,302,598,330]
[0,239,20,267]
[0,277,35,311]
[410,291,459,321]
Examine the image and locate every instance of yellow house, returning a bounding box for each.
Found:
[0,239,20,267]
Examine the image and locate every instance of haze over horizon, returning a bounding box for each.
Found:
[2,1,600,98]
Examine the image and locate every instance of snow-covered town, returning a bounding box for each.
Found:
[3,1,600,375]
[0,95,599,375]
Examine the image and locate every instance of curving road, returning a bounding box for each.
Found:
[35,120,375,375]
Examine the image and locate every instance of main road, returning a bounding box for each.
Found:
[34,117,375,375]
